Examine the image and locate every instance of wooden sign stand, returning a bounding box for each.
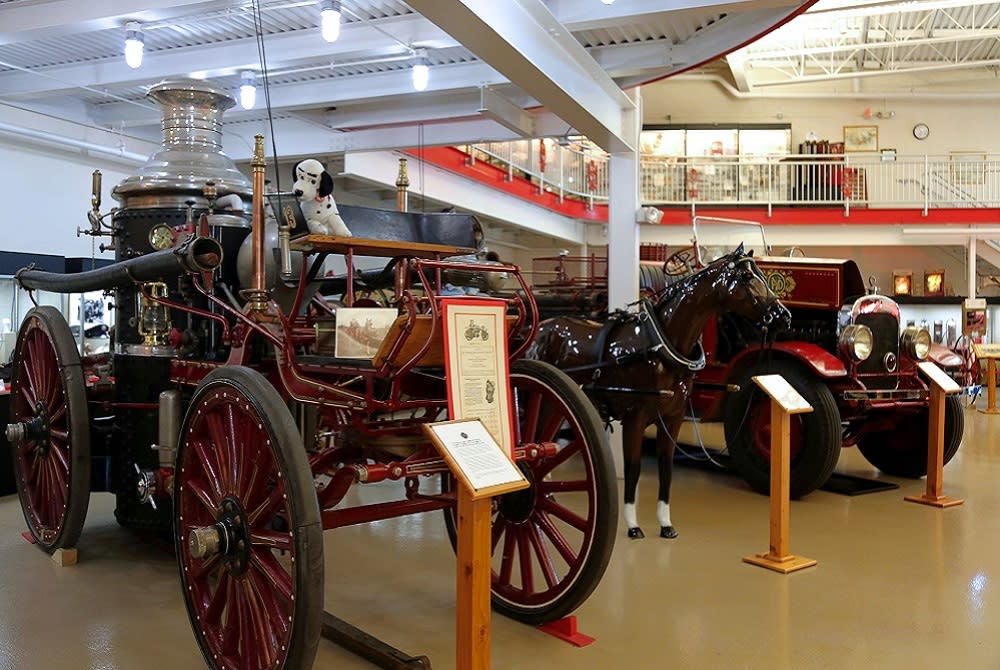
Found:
[423,420,529,670]
[905,362,965,508]
[973,344,1000,415]
[743,374,817,574]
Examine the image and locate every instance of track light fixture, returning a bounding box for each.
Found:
[411,49,429,92]
[239,71,257,110]
[124,21,144,69]
[601,0,616,4]
[320,0,342,43]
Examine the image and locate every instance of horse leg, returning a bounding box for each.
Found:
[621,414,645,540]
[656,420,679,539]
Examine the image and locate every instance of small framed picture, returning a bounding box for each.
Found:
[924,269,945,297]
[843,125,878,152]
[893,270,912,296]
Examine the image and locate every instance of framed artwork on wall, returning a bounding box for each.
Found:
[924,269,945,297]
[843,125,878,152]
[893,270,912,296]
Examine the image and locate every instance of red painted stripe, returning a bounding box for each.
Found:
[404,147,1000,226]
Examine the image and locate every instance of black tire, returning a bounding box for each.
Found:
[724,359,842,498]
[857,395,964,478]
[9,306,90,552]
[444,358,617,625]
[174,366,323,670]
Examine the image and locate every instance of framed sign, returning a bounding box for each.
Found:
[334,307,397,359]
[441,298,514,457]
[422,419,528,498]
[843,125,878,152]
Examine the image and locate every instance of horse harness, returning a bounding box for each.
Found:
[566,299,706,400]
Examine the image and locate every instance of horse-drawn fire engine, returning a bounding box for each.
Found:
[5,80,616,670]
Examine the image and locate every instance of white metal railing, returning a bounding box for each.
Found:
[461,141,1000,213]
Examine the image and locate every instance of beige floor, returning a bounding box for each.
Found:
[1,399,999,670]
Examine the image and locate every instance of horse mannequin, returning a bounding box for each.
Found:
[527,245,790,539]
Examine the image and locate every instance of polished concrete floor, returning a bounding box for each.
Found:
[1,399,999,670]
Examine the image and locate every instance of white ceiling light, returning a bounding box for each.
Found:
[239,71,257,110]
[320,0,342,43]
[601,0,615,4]
[124,21,144,69]
[411,50,430,92]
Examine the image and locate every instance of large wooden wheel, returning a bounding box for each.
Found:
[174,366,323,670]
[445,358,617,625]
[8,306,90,552]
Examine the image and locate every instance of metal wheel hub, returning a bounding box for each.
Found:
[6,402,51,452]
[187,497,251,576]
[498,464,536,523]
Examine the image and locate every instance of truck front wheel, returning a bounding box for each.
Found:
[724,360,842,498]
[856,395,963,478]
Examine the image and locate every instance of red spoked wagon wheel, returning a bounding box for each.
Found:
[445,359,617,625]
[174,367,323,670]
[8,306,90,552]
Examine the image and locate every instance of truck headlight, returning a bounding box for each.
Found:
[838,324,873,361]
[900,326,931,360]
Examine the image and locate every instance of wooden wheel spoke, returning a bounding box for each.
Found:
[205,412,235,493]
[47,457,68,505]
[537,411,567,445]
[248,564,289,632]
[48,440,69,473]
[203,570,231,627]
[240,577,272,667]
[517,389,543,443]
[47,401,67,426]
[525,522,559,588]
[185,479,221,516]
[537,478,590,494]
[249,530,292,551]
[191,555,221,581]
[49,428,69,443]
[516,525,535,594]
[222,404,242,498]
[534,440,582,479]
[491,515,507,552]
[496,522,516,587]
[191,439,225,502]
[249,486,285,527]
[17,383,37,412]
[246,570,282,664]
[538,497,589,532]
[234,580,254,664]
[250,550,294,605]
[535,510,578,566]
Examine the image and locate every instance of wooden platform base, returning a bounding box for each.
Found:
[904,494,965,508]
[743,552,817,574]
[51,547,77,567]
[977,408,1000,415]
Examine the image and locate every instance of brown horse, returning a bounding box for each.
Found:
[527,245,789,539]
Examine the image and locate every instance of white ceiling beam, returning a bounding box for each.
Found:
[327,94,484,129]
[478,87,535,137]
[343,151,585,244]
[0,14,459,97]
[407,0,635,153]
[220,116,524,161]
[590,41,690,78]
[725,50,751,93]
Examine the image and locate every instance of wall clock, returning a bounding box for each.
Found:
[912,123,930,140]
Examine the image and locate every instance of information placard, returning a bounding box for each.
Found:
[423,419,528,499]
[441,298,514,457]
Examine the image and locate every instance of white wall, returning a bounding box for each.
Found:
[641,78,1000,156]
[0,138,133,258]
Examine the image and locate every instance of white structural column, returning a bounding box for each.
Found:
[969,236,978,299]
[607,88,642,312]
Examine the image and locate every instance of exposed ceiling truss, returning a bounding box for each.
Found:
[729,0,1000,92]
[0,0,811,160]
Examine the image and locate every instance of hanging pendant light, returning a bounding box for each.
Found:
[239,71,257,110]
[124,21,144,69]
[411,50,430,92]
[320,0,342,42]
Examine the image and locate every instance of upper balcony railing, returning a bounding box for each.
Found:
[462,141,1000,214]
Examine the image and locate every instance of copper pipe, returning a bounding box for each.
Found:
[395,157,409,212]
[252,135,266,294]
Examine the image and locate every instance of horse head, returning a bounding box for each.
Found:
[710,243,791,331]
